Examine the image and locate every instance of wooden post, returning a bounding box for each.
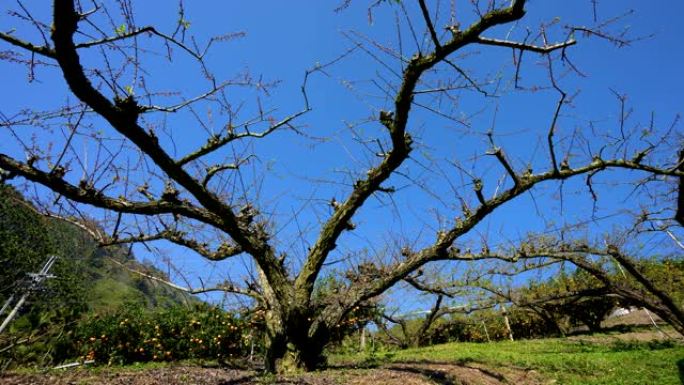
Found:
[642,308,671,338]
[249,335,255,362]
[481,320,491,342]
[502,304,514,341]
[360,326,366,351]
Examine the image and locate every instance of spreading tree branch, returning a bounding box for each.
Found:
[297,0,532,300]
[50,0,289,298]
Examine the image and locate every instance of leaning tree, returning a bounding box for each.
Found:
[0,0,682,372]
[401,232,684,336]
[470,236,684,336]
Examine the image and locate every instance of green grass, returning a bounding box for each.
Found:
[333,335,684,385]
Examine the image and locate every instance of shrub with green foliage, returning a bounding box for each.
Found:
[72,303,259,365]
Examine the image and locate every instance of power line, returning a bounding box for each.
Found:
[0,255,57,334]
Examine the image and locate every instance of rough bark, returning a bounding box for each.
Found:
[262,307,329,373]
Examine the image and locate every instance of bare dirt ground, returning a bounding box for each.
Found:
[0,361,547,385]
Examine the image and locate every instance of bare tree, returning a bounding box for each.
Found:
[378,288,500,348]
[474,269,616,335]
[380,294,448,348]
[0,0,682,372]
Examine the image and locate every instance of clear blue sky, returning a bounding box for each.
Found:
[1,1,683,310]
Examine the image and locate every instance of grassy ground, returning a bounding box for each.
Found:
[333,330,684,384]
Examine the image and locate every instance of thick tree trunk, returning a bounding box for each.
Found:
[263,318,328,373]
[530,307,567,337]
[264,335,326,373]
[260,288,330,373]
[257,263,329,373]
[582,317,603,333]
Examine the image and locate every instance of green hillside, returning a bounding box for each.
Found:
[0,183,195,365]
[0,183,191,312]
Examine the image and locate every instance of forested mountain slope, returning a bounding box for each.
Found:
[0,183,191,317]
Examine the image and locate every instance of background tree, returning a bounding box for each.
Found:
[0,0,682,372]
[483,266,619,334]
[458,235,684,336]
[379,294,450,348]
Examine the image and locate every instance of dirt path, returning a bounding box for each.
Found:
[1,362,548,385]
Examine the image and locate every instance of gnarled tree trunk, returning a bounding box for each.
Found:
[259,270,332,373]
[262,307,330,373]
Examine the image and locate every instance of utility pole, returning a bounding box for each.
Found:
[0,294,15,317]
[0,255,57,334]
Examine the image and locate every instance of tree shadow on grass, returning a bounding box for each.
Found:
[387,366,458,385]
[386,359,510,385]
[677,359,683,385]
